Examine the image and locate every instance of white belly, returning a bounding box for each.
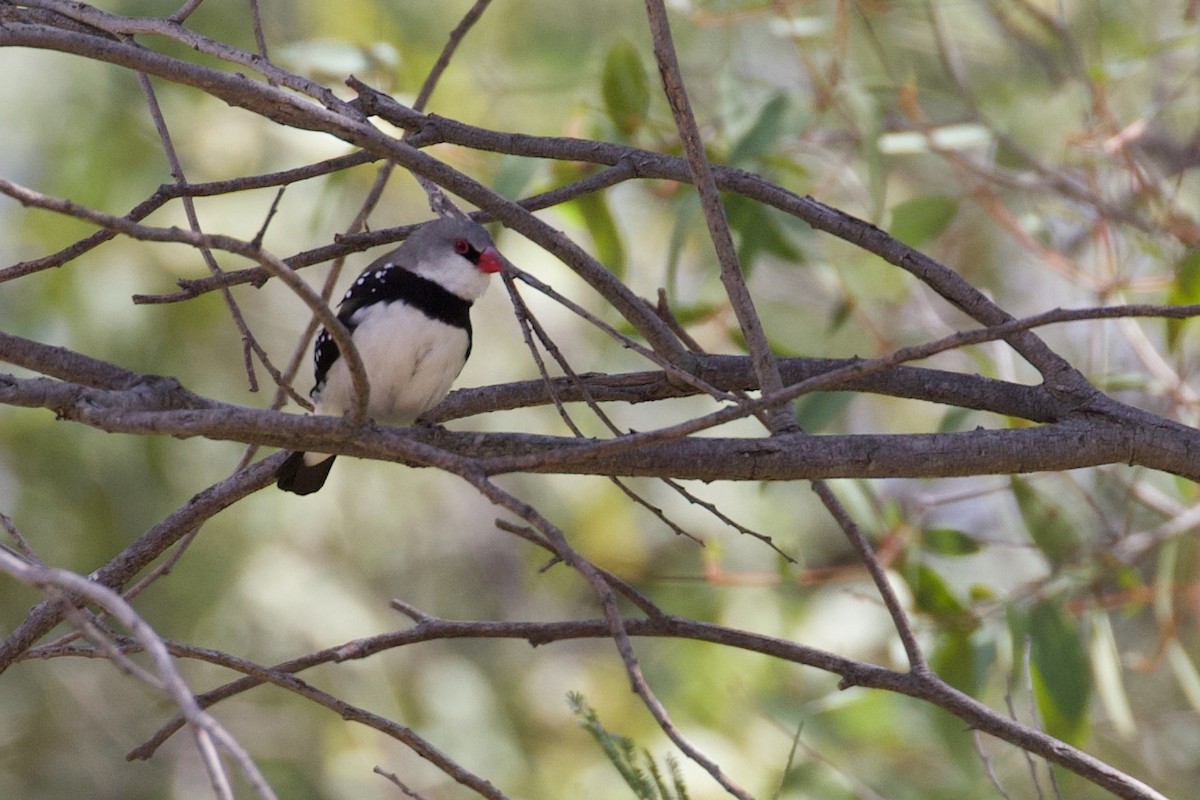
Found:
[315,301,470,424]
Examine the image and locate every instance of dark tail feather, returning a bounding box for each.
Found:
[276,452,337,495]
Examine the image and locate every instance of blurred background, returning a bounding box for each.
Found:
[2,1,1200,798]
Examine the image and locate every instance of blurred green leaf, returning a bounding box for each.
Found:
[492,153,540,200]
[1011,477,1081,568]
[968,584,996,602]
[931,631,995,696]
[936,406,973,433]
[921,527,981,556]
[258,761,323,800]
[1154,538,1178,621]
[828,294,855,333]
[1029,601,1092,745]
[663,302,721,327]
[889,195,960,248]
[726,326,749,353]
[665,192,701,289]
[724,194,803,273]
[931,632,974,694]
[904,561,974,630]
[1088,611,1136,739]
[1109,562,1146,616]
[573,192,626,278]
[858,91,887,221]
[550,160,626,277]
[793,391,853,432]
[1166,639,1200,713]
[1166,248,1200,351]
[727,94,791,166]
[602,39,650,137]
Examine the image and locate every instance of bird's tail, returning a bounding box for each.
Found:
[276,451,337,495]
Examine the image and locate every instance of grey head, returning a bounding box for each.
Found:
[394,217,506,301]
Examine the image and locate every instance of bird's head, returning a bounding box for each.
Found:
[404,217,508,300]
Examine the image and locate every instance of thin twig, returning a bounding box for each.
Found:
[972,730,1015,800]
[0,177,372,424]
[0,453,284,674]
[813,482,927,672]
[1011,641,1048,800]
[111,610,1168,800]
[135,71,261,392]
[128,161,637,304]
[643,0,792,435]
[374,767,433,800]
[405,0,495,213]
[468,469,755,800]
[133,639,512,800]
[644,0,919,715]
[246,0,269,63]
[25,0,357,116]
[0,512,41,563]
[0,551,278,800]
[169,0,205,23]
[501,272,708,544]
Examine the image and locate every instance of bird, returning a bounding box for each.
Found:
[276,217,506,495]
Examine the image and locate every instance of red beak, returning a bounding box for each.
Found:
[477,246,505,274]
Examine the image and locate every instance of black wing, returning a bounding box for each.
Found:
[311,261,474,398]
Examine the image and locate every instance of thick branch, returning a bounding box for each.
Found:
[348,86,1094,392]
[0,331,146,389]
[0,326,1066,427]
[0,371,1192,481]
[0,13,1084,384]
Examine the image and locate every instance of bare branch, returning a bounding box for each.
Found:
[0,453,282,673]
[1,6,1191,799]
[0,551,279,800]
[123,610,1165,800]
[0,151,376,284]
[343,87,1097,387]
[644,0,790,439]
[7,291,1200,486]
[0,176,372,423]
[123,639,514,800]
[130,160,637,304]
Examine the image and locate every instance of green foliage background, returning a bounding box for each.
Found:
[2,1,1200,798]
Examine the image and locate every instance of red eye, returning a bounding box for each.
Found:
[452,238,471,255]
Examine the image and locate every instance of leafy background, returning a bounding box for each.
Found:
[2,1,1200,798]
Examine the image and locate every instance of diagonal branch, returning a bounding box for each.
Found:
[129,161,635,304]
[0,151,376,283]
[112,609,1167,800]
[643,0,791,435]
[342,89,1095,390]
[0,177,373,424]
[0,551,279,800]
[19,0,357,117]
[0,453,283,674]
[0,19,691,363]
